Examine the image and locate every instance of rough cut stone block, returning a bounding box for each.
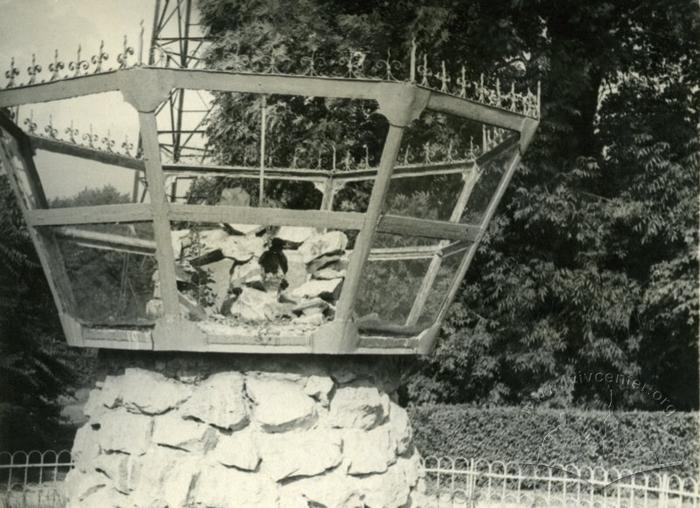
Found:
[344,426,396,475]
[152,411,218,453]
[298,231,348,263]
[389,402,413,455]
[257,430,343,481]
[276,226,315,245]
[211,429,260,471]
[192,464,279,508]
[290,278,342,299]
[304,375,335,406]
[93,453,140,494]
[328,384,390,430]
[99,408,152,455]
[180,372,248,430]
[359,453,421,508]
[246,377,316,432]
[130,447,195,508]
[101,368,193,415]
[63,469,106,504]
[71,425,101,473]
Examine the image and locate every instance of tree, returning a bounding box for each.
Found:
[198,0,699,410]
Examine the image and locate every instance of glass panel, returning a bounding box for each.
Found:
[461,141,519,225]
[42,223,157,325]
[0,126,36,209]
[169,175,324,210]
[169,221,353,334]
[384,172,467,221]
[414,246,469,328]
[34,150,145,208]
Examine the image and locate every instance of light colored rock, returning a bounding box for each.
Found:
[290,278,342,299]
[359,453,421,508]
[230,260,263,288]
[291,313,324,326]
[63,469,106,504]
[328,384,390,430]
[171,229,191,258]
[219,186,250,207]
[344,426,396,475]
[223,235,265,260]
[257,430,342,481]
[227,223,265,235]
[314,267,347,280]
[389,402,413,455]
[82,388,108,420]
[192,463,279,508]
[94,452,140,494]
[180,372,248,430]
[71,425,101,473]
[211,428,260,471]
[304,375,334,406]
[246,377,316,432]
[152,411,218,452]
[228,287,278,321]
[307,253,343,274]
[280,468,365,508]
[146,298,163,318]
[276,226,314,245]
[204,258,234,306]
[100,368,193,415]
[99,408,152,455]
[67,484,130,508]
[197,228,230,251]
[299,231,348,263]
[284,250,307,290]
[130,447,198,508]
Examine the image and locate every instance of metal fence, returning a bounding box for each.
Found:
[1,450,698,507]
[421,456,700,508]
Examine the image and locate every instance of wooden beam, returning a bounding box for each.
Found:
[27,203,152,226]
[169,204,365,230]
[53,226,156,256]
[334,124,405,327]
[427,90,529,133]
[0,71,121,108]
[334,159,474,182]
[29,135,145,171]
[163,162,331,181]
[367,245,440,261]
[138,112,180,317]
[377,214,480,242]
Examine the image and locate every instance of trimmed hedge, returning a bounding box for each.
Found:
[410,405,699,477]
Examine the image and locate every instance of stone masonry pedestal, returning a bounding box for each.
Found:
[64,352,426,507]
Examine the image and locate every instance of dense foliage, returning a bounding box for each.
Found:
[410,405,699,477]
[199,0,699,411]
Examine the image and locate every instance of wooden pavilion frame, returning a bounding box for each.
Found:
[0,66,538,355]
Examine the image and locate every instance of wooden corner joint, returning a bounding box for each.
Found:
[375,83,431,127]
[118,67,174,113]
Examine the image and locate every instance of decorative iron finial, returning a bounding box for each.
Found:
[375,49,401,81]
[342,151,352,170]
[495,78,501,107]
[301,51,323,77]
[44,115,58,139]
[418,54,432,86]
[457,66,467,98]
[27,54,42,85]
[362,144,369,168]
[478,74,485,102]
[121,135,133,157]
[341,49,366,78]
[409,38,417,83]
[537,81,541,118]
[438,61,451,92]
[83,124,98,149]
[65,120,79,143]
[423,142,433,163]
[117,35,135,69]
[5,57,19,88]
[23,111,37,134]
[508,82,516,112]
[68,45,89,77]
[102,130,115,152]
[49,50,65,81]
[403,145,411,165]
[138,20,145,65]
[447,140,454,161]
[91,40,109,73]
[331,144,337,170]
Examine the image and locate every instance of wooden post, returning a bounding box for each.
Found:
[334,124,406,323]
[138,112,180,317]
[259,95,267,205]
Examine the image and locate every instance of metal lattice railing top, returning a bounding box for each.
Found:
[2,33,540,120]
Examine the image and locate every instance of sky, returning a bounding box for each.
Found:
[0,0,160,201]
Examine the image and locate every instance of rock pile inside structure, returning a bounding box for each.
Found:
[63,356,425,507]
[147,188,350,329]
